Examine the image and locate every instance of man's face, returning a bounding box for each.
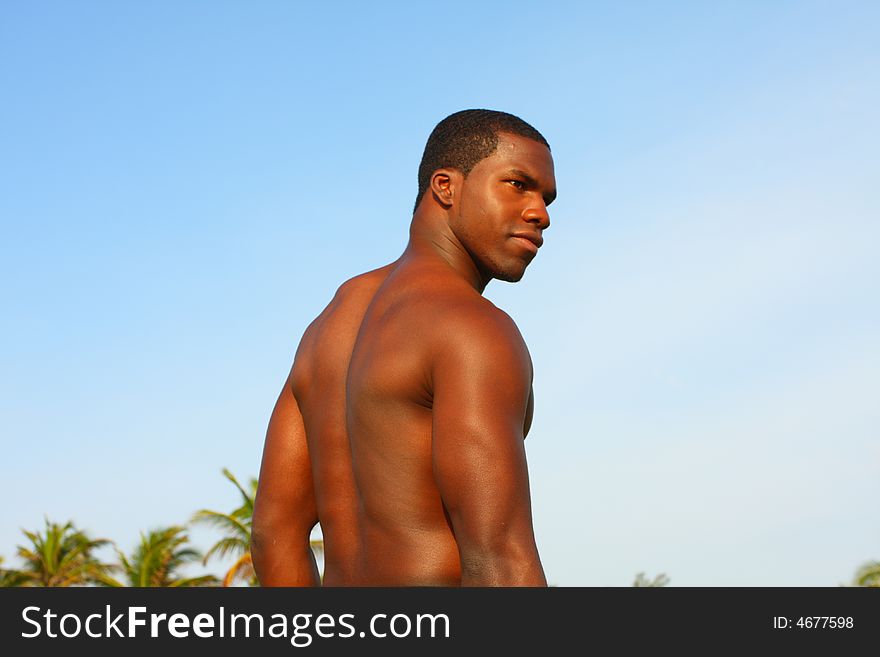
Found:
[450,133,557,283]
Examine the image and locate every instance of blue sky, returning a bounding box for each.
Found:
[1,1,877,585]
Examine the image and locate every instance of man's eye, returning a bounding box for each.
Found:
[508,180,525,190]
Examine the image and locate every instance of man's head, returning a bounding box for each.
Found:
[416,110,556,284]
[414,109,550,213]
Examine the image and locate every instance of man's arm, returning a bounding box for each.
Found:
[431,309,546,586]
[251,371,320,586]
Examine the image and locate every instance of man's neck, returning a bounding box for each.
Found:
[405,212,489,293]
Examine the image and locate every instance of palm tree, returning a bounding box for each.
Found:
[192,468,324,586]
[853,561,880,587]
[0,556,27,587]
[632,571,670,587]
[13,518,116,587]
[113,526,218,587]
[191,468,259,586]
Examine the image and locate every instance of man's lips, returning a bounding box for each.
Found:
[511,233,543,254]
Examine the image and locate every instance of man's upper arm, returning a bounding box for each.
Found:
[431,310,545,586]
[251,372,320,586]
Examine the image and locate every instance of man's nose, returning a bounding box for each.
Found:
[523,201,550,231]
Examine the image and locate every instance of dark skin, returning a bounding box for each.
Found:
[252,132,555,587]
[348,133,556,585]
[251,263,395,586]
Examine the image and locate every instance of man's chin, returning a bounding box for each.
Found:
[493,266,527,283]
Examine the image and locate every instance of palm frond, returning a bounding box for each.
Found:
[0,556,29,587]
[222,552,256,587]
[854,561,880,587]
[167,574,219,588]
[632,572,670,587]
[190,510,250,541]
[202,536,249,565]
[222,468,256,512]
[194,469,260,568]
[115,526,214,587]
[14,519,115,587]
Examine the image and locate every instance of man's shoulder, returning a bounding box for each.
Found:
[446,295,521,338]
[359,263,530,367]
[331,263,396,305]
[424,294,532,393]
[305,263,396,335]
[293,263,396,375]
[384,273,516,335]
[423,291,529,367]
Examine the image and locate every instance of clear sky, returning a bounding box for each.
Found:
[1,1,877,586]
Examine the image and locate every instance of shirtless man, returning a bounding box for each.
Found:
[348,110,555,586]
[252,110,555,587]
[251,262,395,585]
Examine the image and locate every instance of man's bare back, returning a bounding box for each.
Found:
[347,260,539,585]
[252,263,394,586]
[346,112,556,586]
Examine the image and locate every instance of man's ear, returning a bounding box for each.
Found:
[430,169,459,208]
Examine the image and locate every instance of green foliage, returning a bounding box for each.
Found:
[1,467,327,587]
[853,561,880,587]
[191,468,325,586]
[12,518,116,587]
[0,555,28,587]
[113,526,218,587]
[632,571,670,587]
[191,469,259,586]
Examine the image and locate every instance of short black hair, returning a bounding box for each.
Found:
[414,109,550,212]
